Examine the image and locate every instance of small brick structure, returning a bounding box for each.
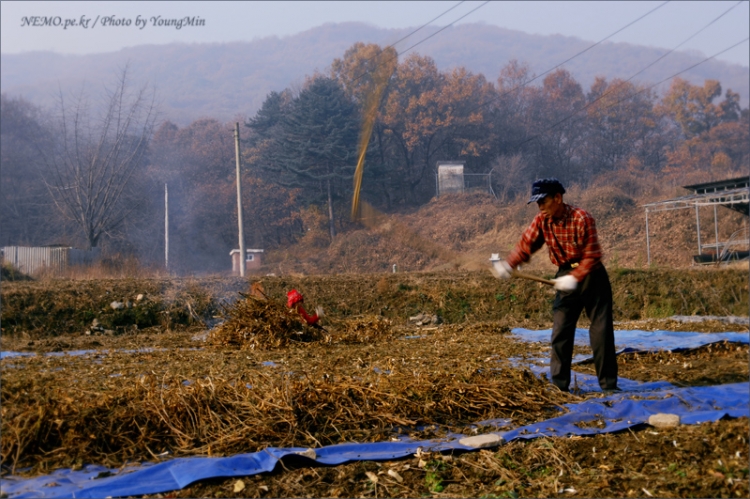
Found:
[230,249,264,275]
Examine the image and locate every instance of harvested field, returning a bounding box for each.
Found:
[2,269,748,340]
[1,270,748,498]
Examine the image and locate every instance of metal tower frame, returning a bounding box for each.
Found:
[643,177,749,265]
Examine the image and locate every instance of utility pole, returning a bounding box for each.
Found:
[165,183,169,270]
[234,123,246,277]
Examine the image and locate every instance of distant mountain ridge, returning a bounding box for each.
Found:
[2,22,747,124]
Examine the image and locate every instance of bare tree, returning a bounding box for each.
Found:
[490,154,530,203]
[42,66,157,249]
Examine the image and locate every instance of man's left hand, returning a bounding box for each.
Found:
[554,275,578,292]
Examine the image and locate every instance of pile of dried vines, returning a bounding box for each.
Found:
[208,292,395,349]
[1,353,568,473]
[208,294,320,349]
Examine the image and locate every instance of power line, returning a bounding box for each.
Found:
[522,0,671,89]
[516,36,750,149]
[387,1,467,53]
[348,1,467,77]
[346,1,487,87]
[349,0,666,109]
[397,1,491,57]
[466,1,671,116]
[620,1,744,86]
[339,0,679,191]
[343,0,737,164]
[513,2,746,148]
[620,37,749,104]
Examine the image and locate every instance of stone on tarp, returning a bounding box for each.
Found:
[459,433,504,449]
[294,448,317,460]
[648,413,681,428]
[408,312,440,326]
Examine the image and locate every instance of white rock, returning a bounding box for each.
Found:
[648,413,681,428]
[136,294,145,301]
[110,301,124,310]
[191,331,210,342]
[294,448,317,460]
[459,433,504,449]
[387,469,403,483]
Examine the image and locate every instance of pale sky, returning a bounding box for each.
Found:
[1,1,748,67]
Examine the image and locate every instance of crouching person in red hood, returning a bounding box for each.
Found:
[286,289,325,327]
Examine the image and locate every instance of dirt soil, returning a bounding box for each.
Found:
[1,272,748,498]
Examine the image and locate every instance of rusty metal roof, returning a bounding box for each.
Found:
[682,176,749,195]
[643,176,749,215]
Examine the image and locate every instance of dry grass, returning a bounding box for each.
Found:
[257,178,747,276]
[1,327,571,474]
[1,269,747,341]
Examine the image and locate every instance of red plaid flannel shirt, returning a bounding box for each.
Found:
[506,204,602,282]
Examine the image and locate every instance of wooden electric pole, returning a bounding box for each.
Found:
[165,183,169,270]
[234,123,246,277]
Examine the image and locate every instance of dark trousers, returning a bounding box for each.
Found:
[550,264,618,391]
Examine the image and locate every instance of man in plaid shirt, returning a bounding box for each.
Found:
[492,178,618,392]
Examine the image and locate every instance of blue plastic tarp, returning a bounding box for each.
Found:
[511,328,749,352]
[521,362,676,393]
[511,328,749,366]
[501,382,748,441]
[1,348,153,360]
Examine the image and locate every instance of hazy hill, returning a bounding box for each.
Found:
[1,22,748,125]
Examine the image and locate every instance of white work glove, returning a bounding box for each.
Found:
[554,275,578,292]
[489,255,513,280]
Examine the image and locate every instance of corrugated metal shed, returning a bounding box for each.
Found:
[1,246,101,275]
